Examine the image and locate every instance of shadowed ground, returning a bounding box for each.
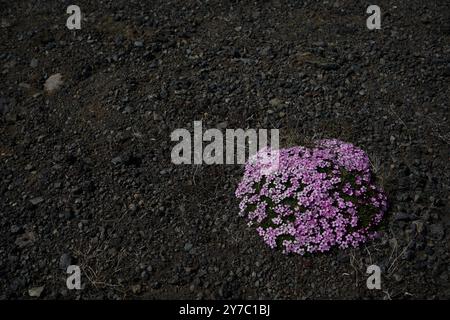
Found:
[0,0,449,299]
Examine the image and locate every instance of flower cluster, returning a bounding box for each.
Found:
[235,139,388,255]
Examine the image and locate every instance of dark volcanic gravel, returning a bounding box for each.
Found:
[1,0,449,299]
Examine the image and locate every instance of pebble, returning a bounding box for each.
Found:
[269,98,282,107]
[30,58,38,68]
[30,197,44,205]
[111,156,122,165]
[44,73,64,93]
[28,286,44,297]
[59,253,72,270]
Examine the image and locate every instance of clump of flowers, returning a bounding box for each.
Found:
[235,139,388,255]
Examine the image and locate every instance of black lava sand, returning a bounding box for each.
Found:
[1,0,449,299]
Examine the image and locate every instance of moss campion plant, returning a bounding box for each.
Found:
[235,139,388,255]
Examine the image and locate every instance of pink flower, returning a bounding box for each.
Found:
[236,139,388,255]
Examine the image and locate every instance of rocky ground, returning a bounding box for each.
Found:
[1,0,449,299]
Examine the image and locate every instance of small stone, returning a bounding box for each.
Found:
[184,242,193,251]
[393,273,403,282]
[59,253,72,270]
[390,135,396,144]
[15,231,36,248]
[30,197,44,205]
[30,58,38,68]
[313,41,326,47]
[412,220,425,234]
[269,98,282,107]
[19,82,31,89]
[1,18,11,28]
[131,284,141,294]
[216,121,228,129]
[140,271,148,280]
[28,286,44,297]
[111,156,122,165]
[134,41,144,47]
[153,112,162,121]
[10,225,22,234]
[44,73,64,93]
